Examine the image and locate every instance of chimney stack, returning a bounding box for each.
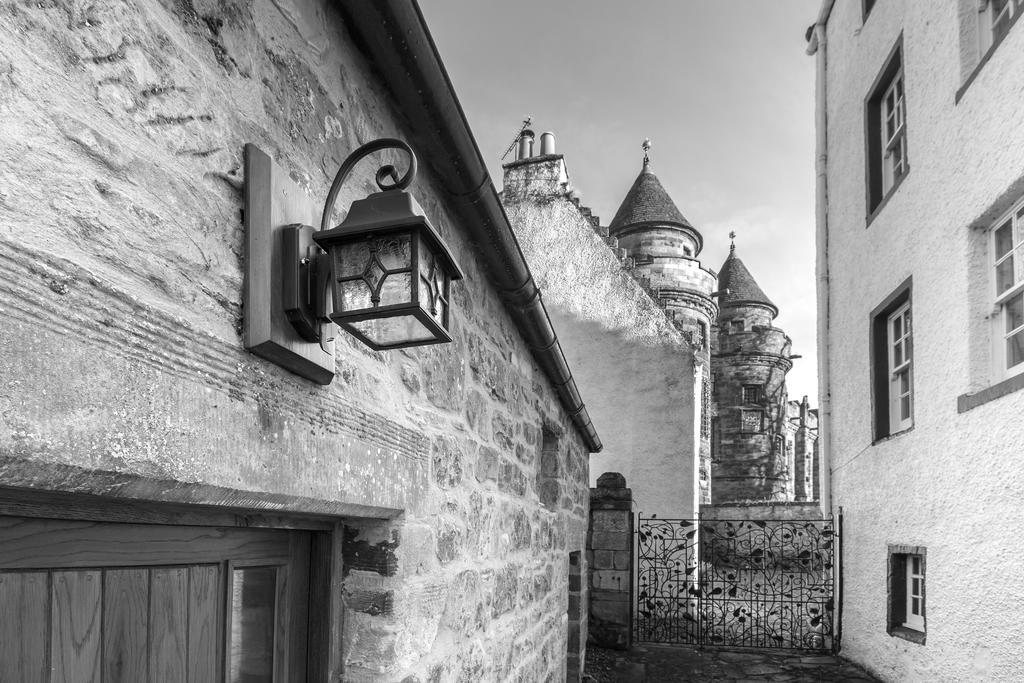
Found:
[517,129,535,160]
[540,131,556,155]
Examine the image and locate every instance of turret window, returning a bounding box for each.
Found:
[741,384,762,404]
[730,319,745,332]
[740,409,763,433]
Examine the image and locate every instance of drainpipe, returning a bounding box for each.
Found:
[807,0,839,652]
[807,0,835,514]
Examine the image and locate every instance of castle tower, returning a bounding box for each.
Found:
[711,240,794,502]
[608,150,718,350]
[608,144,718,503]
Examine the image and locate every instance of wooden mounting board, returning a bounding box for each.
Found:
[243,144,335,385]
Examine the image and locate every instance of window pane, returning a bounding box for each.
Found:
[900,395,911,420]
[912,597,920,614]
[230,567,277,683]
[892,315,902,339]
[912,556,920,573]
[893,343,903,367]
[899,370,910,394]
[997,256,1015,294]
[1006,293,1024,333]
[1007,329,1024,369]
[995,221,1013,258]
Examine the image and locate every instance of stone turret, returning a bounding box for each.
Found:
[608,157,718,350]
[608,149,717,504]
[711,242,794,502]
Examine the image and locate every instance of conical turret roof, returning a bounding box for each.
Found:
[718,245,778,317]
[609,160,697,238]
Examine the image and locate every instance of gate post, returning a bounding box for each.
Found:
[587,472,633,650]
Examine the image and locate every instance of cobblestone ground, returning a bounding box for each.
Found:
[584,644,881,682]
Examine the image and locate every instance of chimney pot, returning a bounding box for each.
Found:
[517,129,535,160]
[540,131,556,155]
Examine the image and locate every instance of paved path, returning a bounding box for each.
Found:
[584,644,881,682]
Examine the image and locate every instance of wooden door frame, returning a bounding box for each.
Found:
[0,487,347,683]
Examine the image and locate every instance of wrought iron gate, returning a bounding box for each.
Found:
[635,514,836,651]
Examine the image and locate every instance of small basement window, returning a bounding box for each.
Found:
[888,545,926,644]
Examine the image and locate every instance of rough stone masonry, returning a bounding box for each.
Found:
[0,1,593,680]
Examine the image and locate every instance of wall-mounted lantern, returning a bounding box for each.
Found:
[312,139,464,350]
[243,139,464,384]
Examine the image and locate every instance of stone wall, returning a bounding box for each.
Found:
[701,501,824,522]
[587,472,633,650]
[819,1,1024,680]
[503,154,702,518]
[0,2,591,680]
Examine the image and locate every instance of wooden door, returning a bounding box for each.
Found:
[0,516,310,683]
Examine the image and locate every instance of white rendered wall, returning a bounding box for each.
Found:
[503,157,701,518]
[821,1,1024,681]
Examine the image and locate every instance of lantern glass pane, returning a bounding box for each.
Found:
[418,235,434,279]
[335,239,372,278]
[376,234,412,270]
[436,298,447,326]
[351,314,437,347]
[338,279,372,312]
[379,272,412,306]
[419,273,434,312]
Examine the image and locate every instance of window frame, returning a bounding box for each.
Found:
[862,0,877,22]
[990,197,1024,381]
[864,36,908,223]
[980,0,1023,55]
[957,0,1024,103]
[903,554,925,631]
[887,302,913,433]
[870,278,914,441]
[710,416,721,462]
[741,384,762,404]
[888,545,926,644]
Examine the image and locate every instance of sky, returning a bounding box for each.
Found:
[420,0,822,404]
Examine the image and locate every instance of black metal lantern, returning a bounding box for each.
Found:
[312,139,464,350]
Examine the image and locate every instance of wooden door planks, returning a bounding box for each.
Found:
[187,564,222,683]
[149,567,189,683]
[51,570,102,683]
[102,568,149,683]
[0,571,49,683]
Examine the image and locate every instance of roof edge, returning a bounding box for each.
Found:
[340,0,602,452]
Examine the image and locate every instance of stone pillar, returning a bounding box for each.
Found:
[567,550,584,682]
[587,472,633,650]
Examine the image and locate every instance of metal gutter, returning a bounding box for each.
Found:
[338,0,602,452]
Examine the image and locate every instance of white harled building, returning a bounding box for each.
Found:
[808,1,1024,680]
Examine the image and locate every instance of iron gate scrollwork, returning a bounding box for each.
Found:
[635,514,836,650]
